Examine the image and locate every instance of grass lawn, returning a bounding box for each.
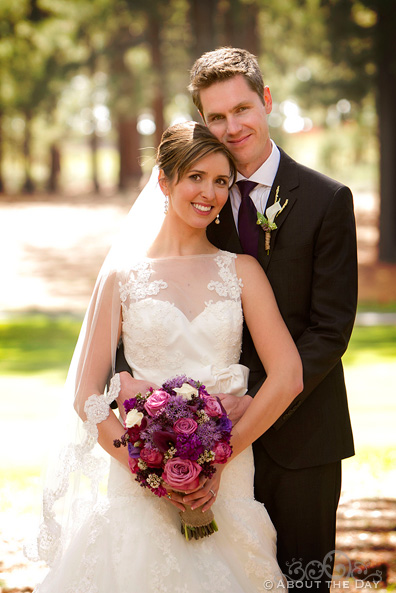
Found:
[0,314,395,508]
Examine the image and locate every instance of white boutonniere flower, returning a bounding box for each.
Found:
[256,186,288,254]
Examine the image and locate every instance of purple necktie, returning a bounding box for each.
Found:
[237,180,259,258]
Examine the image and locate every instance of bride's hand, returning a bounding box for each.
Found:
[185,467,224,512]
[215,393,253,424]
[166,465,225,513]
[118,372,159,421]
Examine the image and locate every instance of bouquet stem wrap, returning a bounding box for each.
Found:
[179,506,218,541]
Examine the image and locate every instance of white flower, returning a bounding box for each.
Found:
[125,409,144,428]
[265,201,282,223]
[173,383,199,400]
[257,186,288,254]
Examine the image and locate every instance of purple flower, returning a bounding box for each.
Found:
[162,375,202,394]
[128,443,141,458]
[123,397,138,414]
[163,397,192,422]
[176,434,204,461]
[162,375,189,393]
[152,430,177,452]
[218,415,233,437]
[195,421,220,448]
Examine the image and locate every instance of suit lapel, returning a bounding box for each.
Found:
[259,148,300,272]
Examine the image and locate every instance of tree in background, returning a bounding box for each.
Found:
[2,0,394,264]
[375,1,396,262]
[0,0,91,193]
[293,0,396,262]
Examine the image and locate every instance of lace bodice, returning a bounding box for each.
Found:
[119,250,245,392]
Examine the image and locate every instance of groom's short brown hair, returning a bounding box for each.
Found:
[188,47,265,115]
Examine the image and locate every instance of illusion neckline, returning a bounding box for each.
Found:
[143,249,223,262]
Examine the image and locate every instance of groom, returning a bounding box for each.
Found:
[189,47,357,590]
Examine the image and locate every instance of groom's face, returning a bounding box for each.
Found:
[199,74,273,179]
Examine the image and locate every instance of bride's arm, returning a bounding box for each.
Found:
[230,254,303,457]
[73,273,130,468]
[180,255,303,511]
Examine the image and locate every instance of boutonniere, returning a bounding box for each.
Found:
[256,186,288,254]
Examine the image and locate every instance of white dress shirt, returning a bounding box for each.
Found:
[230,141,281,227]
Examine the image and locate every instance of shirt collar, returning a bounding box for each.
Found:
[236,140,280,187]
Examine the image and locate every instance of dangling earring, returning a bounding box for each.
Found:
[164,195,169,215]
[215,214,220,225]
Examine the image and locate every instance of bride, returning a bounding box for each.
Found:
[28,121,302,592]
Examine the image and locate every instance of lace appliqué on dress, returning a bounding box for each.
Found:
[208,252,243,300]
[119,260,167,303]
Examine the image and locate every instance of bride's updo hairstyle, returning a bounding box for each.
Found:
[156,121,237,186]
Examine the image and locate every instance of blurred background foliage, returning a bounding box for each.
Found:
[1,4,396,586]
[1,0,395,260]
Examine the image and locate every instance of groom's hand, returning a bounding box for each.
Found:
[215,393,253,424]
[118,372,159,422]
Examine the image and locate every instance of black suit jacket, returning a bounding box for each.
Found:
[207,148,357,470]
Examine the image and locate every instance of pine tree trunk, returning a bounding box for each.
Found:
[148,16,165,146]
[22,111,35,194]
[377,2,396,262]
[118,116,141,190]
[223,0,260,55]
[90,130,100,193]
[190,0,219,60]
[0,109,4,193]
[47,143,61,193]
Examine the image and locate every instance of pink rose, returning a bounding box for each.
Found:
[162,457,201,491]
[128,457,139,474]
[213,441,232,464]
[203,395,223,418]
[173,418,198,436]
[140,447,164,468]
[144,389,170,416]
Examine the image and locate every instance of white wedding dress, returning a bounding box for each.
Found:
[33,250,285,593]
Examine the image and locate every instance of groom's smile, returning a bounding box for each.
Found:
[200,74,273,178]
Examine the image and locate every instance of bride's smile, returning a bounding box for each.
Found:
[161,151,231,230]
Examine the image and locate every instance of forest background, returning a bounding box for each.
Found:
[0,0,396,591]
[1,0,396,262]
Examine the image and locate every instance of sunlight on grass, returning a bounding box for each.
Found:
[357,301,396,313]
[0,314,82,375]
[343,325,396,366]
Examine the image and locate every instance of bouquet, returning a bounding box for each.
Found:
[113,375,233,540]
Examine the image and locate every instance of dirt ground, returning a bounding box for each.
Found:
[0,188,395,592]
[0,187,396,314]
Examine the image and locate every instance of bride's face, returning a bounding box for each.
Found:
[164,152,231,229]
